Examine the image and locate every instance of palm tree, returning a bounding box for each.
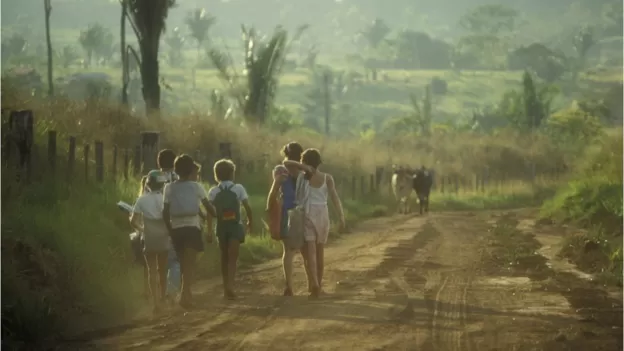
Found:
[385,87,432,136]
[58,45,79,68]
[165,27,185,67]
[44,0,54,96]
[79,23,106,67]
[125,0,176,114]
[208,25,308,127]
[360,18,390,51]
[185,8,216,60]
[573,26,596,73]
[96,30,116,66]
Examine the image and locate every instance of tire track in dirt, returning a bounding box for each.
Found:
[413,213,489,351]
[70,215,419,351]
[212,216,436,351]
[111,215,427,351]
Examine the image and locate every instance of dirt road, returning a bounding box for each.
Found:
[74,210,622,351]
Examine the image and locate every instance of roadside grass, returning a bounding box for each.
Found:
[539,131,623,286]
[430,179,559,212]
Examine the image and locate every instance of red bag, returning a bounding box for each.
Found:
[268,195,282,240]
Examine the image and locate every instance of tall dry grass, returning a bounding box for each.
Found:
[3,86,570,184]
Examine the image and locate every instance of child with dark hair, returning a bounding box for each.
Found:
[130,170,170,313]
[267,141,313,296]
[157,149,182,304]
[162,154,216,309]
[207,159,253,300]
[132,176,150,300]
[283,148,345,298]
[158,149,179,183]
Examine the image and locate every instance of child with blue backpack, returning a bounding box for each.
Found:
[207,159,253,300]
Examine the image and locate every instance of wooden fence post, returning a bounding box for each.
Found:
[370,174,375,193]
[219,142,232,159]
[360,175,365,196]
[84,144,90,182]
[95,141,104,182]
[123,148,129,180]
[9,110,34,180]
[440,175,445,194]
[375,166,384,191]
[140,131,160,173]
[454,174,459,194]
[481,168,487,192]
[112,145,118,181]
[133,145,141,176]
[1,108,10,165]
[47,130,57,174]
[67,136,76,182]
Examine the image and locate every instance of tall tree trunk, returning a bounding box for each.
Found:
[323,71,331,136]
[120,0,128,105]
[140,44,161,114]
[44,0,54,97]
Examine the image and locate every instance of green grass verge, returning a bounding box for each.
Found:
[539,132,623,286]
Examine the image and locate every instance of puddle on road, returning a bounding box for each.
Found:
[515,293,572,316]
[511,218,596,283]
[477,276,532,286]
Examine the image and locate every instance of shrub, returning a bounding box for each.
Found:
[430,76,448,95]
[540,131,622,285]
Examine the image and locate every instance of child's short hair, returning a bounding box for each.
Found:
[157,149,176,170]
[301,148,322,169]
[213,159,236,182]
[281,142,303,161]
[174,154,195,178]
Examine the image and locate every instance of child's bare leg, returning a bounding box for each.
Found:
[281,242,295,295]
[157,252,168,302]
[300,247,313,292]
[185,248,197,298]
[316,243,325,291]
[305,241,320,297]
[180,248,197,307]
[219,239,229,295]
[142,264,150,300]
[178,249,189,302]
[226,240,240,298]
[144,253,161,311]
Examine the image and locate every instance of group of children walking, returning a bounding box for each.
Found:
[130,149,252,312]
[130,143,345,313]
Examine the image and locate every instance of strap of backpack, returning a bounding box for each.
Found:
[219,184,234,191]
[295,173,307,206]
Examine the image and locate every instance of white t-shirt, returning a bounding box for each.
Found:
[133,191,164,220]
[163,181,208,229]
[208,181,249,224]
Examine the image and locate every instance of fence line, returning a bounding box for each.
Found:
[2,110,565,202]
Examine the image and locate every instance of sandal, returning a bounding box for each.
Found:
[309,286,320,299]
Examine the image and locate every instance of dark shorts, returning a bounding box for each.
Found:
[217,223,245,244]
[170,226,204,255]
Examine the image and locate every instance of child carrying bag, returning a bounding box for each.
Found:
[268,194,282,241]
[285,173,307,250]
